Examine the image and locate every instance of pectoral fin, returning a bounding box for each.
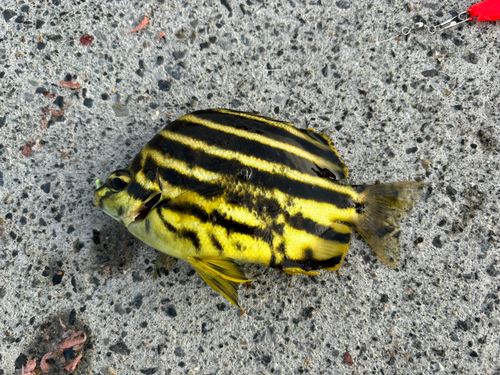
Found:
[154,252,177,279]
[188,256,250,308]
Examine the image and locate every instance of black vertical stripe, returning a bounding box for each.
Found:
[179,229,201,252]
[167,200,210,222]
[211,210,257,237]
[168,120,320,178]
[127,181,155,201]
[269,253,277,268]
[164,200,267,241]
[143,156,161,182]
[210,234,224,255]
[157,206,177,233]
[323,228,350,244]
[147,137,354,207]
[187,110,346,178]
[317,255,343,269]
[157,205,201,251]
[286,213,351,244]
[129,153,143,174]
[276,242,286,254]
[280,249,343,271]
[157,166,216,194]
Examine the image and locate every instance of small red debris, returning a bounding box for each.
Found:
[48,109,65,117]
[40,352,54,373]
[80,34,94,46]
[59,81,81,90]
[59,330,87,350]
[126,16,149,34]
[40,328,87,373]
[157,30,166,39]
[22,141,36,157]
[53,270,64,285]
[42,91,55,98]
[344,351,354,366]
[40,115,48,130]
[64,353,83,371]
[20,358,37,375]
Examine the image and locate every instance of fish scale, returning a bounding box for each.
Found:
[94,109,423,308]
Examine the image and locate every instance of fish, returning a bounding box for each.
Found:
[94,109,423,308]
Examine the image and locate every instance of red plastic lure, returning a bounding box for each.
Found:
[467,0,500,22]
[398,0,500,37]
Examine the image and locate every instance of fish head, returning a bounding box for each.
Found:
[94,168,162,228]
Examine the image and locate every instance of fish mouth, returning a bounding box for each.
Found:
[132,193,162,223]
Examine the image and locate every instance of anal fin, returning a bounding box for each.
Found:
[188,256,251,308]
[282,268,320,276]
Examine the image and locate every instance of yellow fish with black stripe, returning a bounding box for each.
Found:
[94,109,423,308]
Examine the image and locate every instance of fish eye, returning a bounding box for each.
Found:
[110,177,127,191]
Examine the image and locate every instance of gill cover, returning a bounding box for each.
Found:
[94,169,159,227]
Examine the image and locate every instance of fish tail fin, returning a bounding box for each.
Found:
[352,181,424,268]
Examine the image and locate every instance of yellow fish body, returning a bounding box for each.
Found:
[94,109,423,308]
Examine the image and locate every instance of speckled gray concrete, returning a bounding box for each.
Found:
[1,0,499,374]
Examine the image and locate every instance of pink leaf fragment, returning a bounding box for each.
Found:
[59,81,81,90]
[59,317,67,329]
[37,327,88,374]
[126,16,149,34]
[41,351,55,373]
[60,330,87,350]
[64,354,83,372]
[157,31,166,39]
[20,358,37,375]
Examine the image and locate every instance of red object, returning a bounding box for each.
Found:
[126,16,149,34]
[344,351,354,366]
[468,0,500,21]
[64,354,83,371]
[80,34,94,46]
[22,141,36,157]
[59,81,81,90]
[48,109,65,116]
